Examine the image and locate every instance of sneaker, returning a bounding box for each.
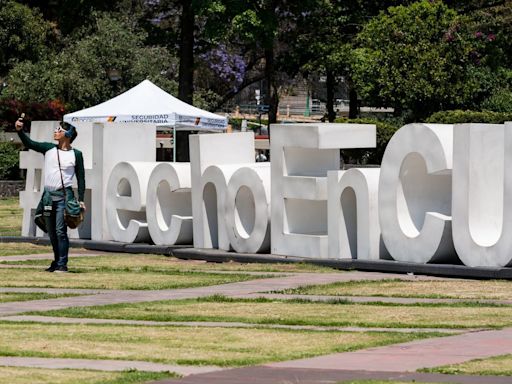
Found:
[45,264,56,272]
[55,266,68,273]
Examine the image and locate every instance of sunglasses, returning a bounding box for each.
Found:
[54,126,65,133]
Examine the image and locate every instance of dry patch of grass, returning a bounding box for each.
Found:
[423,353,512,376]
[4,253,333,273]
[37,297,512,329]
[0,367,175,384]
[283,279,512,300]
[0,268,262,290]
[0,242,53,257]
[0,198,21,237]
[0,322,432,367]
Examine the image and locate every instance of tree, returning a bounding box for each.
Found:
[17,0,138,37]
[0,1,52,77]
[4,13,178,111]
[287,0,418,121]
[226,0,321,124]
[350,0,499,120]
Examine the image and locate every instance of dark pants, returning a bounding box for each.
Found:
[44,199,68,268]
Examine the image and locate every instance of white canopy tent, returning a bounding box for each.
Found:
[63,80,228,160]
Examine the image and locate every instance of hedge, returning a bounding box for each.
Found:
[426,110,512,124]
[0,141,20,180]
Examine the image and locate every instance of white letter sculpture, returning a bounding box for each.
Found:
[190,132,271,252]
[379,124,456,263]
[106,162,154,243]
[271,124,376,258]
[225,164,270,253]
[452,123,512,267]
[328,168,382,260]
[146,162,193,245]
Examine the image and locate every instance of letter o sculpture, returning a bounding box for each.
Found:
[225,165,270,253]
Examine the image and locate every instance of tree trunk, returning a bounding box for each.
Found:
[175,130,191,162]
[348,80,358,119]
[178,0,194,104]
[326,70,336,122]
[264,46,278,126]
[176,0,194,161]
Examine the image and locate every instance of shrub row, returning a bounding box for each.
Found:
[426,110,512,124]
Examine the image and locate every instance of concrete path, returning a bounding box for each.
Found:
[268,327,512,372]
[0,271,435,316]
[0,250,110,262]
[150,366,512,384]
[0,287,110,294]
[0,357,221,376]
[0,315,472,334]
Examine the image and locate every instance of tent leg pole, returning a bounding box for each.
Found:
[173,126,176,162]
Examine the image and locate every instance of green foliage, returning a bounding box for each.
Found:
[193,88,223,111]
[426,109,512,124]
[0,141,19,180]
[481,90,512,112]
[334,118,398,164]
[4,13,178,111]
[0,1,52,76]
[351,0,501,120]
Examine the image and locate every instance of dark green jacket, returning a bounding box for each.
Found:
[18,130,86,232]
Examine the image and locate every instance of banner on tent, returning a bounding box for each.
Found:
[176,114,227,129]
[67,114,227,129]
[68,115,171,124]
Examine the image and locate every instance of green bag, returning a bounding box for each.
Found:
[64,197,84,229]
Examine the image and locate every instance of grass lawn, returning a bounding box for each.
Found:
[0,367,176,384]
[422,353,512,376]
[3,253,334,273]
[0,268,267,290]
[0,242,53,256]
[33,296,512,329]
[0,292,80,303]
[0,198,21,237]
[280,279,512,300]
[0,322,438,367]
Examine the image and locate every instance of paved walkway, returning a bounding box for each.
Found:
[0,357,221,376]
[268,327,512,372]
[0,251,110,262]
[0,271,431,316]
[150,366,512,384]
